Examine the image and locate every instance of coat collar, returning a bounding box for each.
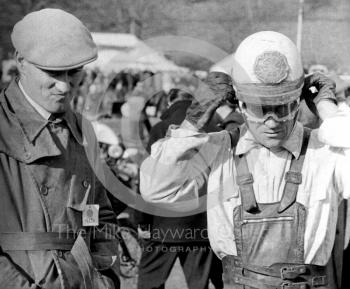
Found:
[235,121,304,159]
[4,79,82,145]
[18,80,51,120]
[0,80,83,163]
[5,80,48,143]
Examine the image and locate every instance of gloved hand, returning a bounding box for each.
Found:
[301,72,337,116]
[186,71,236,131]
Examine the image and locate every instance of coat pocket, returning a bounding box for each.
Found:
[67,175,92,211]
[72,234,116,289]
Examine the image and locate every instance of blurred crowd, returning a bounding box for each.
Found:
[2,56,350,184]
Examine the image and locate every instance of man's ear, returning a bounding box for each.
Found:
[238,101,249,125]
[14,51,26,76]
[238,100,244,112]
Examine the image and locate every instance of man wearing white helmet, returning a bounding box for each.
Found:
[140,31,350,289]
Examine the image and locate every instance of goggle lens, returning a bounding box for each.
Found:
[243,99,299,122]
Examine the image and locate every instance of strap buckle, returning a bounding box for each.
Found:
[280,282,308,289]
[237,173,254,185]
[281,265,307,280]
[312,275,327,287]
[285,171,302,184]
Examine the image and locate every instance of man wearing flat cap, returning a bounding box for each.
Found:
[0,8,120,289]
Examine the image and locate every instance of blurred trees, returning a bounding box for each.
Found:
[307,0,332,10]
[0,0,349,71]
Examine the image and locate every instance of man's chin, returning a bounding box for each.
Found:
[260,138,284,149]
[49,103,69,114]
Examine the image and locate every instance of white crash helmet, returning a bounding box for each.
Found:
[231,31,304,106]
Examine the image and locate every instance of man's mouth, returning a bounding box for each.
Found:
[265,130,282,137]
[53,94,68,102]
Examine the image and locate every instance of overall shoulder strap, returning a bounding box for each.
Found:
[234,154,259,213]
[278,127,311,213]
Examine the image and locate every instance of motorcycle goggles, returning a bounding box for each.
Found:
[241,99,300,123]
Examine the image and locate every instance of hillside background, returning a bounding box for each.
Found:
[1,0,349,72]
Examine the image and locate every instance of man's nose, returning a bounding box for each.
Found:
[264,116,280,128]
[55,72,71,93]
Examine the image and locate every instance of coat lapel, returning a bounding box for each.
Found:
[0,80,61,163]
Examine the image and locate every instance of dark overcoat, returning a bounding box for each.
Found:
[0,80,119,289]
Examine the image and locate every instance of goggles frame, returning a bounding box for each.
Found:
[241,99,300,123]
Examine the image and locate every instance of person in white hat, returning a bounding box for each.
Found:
[0,8,120,289]
[140,31,350,289]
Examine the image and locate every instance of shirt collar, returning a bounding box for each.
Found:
[18,80,51,120]
[235,122,304,159]
[6,79,82,144]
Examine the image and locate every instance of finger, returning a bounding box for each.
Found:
[309,73,322,88]
[320,82,336,94]
[196,100,224,129]
[319,85,336,97]
[310,73,335,90]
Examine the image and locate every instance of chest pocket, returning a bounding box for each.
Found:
[67,166,94,212]
[65,136,97,211]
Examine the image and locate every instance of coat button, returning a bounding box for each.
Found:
[24,152,31,160]
[49,123,57,129]
[57,250,63,258]
[82,180,90,188]
[40,185,48,196]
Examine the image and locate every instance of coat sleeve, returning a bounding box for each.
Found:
[0,251,40,289]
[90,178,120,279]
[318,105,350,198]
[140,123,231,210]
[318,104,350,148]
[74,116,121,283]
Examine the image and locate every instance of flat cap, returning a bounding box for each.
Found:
[11,8,97,71]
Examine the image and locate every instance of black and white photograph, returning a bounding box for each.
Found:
[0,0,350,288]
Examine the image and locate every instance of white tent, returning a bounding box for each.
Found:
[209,54,234,75]
[87,32,188,74]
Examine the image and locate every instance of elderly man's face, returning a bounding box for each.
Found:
[18,57,83,113]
